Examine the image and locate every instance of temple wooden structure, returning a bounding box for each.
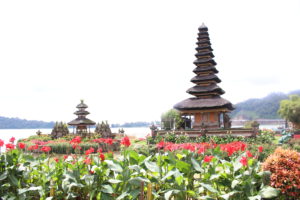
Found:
[154,24,258,137]
[174,23,234,130]
[68,100,96,134]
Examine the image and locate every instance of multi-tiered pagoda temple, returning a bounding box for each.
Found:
[68,100,96,134]
[174,23,234,129]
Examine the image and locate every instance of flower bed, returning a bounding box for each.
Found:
[0,136,280,199]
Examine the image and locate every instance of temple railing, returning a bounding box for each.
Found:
[153,128,257,138]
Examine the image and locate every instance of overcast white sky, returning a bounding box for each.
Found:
[0,0,300,123]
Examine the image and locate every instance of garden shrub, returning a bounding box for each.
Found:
[262,147,300,199]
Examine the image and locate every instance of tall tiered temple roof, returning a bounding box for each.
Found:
[174,23,234,112]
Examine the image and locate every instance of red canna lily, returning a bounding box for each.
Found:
[18,142,26,149]
[5,143,15,150]
[99,153,105,161]
[240,156,248,166]
[258,146,263,153]
[9,137,15,143]
[41,146,51,153]
[203,155,214,163]
[121,136,131,147]
[0,139,4,147]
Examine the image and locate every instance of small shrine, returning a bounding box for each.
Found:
[68,100,96,134]
[174,23,234,130]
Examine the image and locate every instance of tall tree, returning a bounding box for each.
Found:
[278,95,300,129]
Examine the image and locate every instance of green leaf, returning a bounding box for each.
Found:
[18,186,42,194]
[128,177,149,186]
[145,160,159,172]
[164,190,173,200]
[220,191,239,200]
[231,180,239,189]
[105,160,123,172]
[191,157,204,172]
[0,171,8,181]
[101,184,114,194]
[175,160,190,172]
[248,195,261,200]
[259,186,279,198]
[199,183,218,193]
[108,179,122,184]
[161,170,177,181]
[116,192,129,200]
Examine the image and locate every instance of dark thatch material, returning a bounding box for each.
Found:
[198,23,208,31]
[174,97,234,111]
[187,84,225,95]
[196,46,213,52]
[195,51,214,58]
[191,74,221,83]
[74,110,90,115]
[68,118,96,126]
[76,101,88,109]
[193,66,218,73]
[193,58,217,65]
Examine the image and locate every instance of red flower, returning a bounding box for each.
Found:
[28,144,39,151]
[18,142,26,149]
[197,146,205,154]
[70,136,81,144]
[121,136,131,147]
[203,155,214,163]
[97,148,103,153]
[63,155,68,160]
[0,139,4,147]
[89,170,95,174]
[5,143,15,150]
[41,146,51,153]
[240,156,248,166]
[246,151,253,158]
[54,157,59,163]
[85,147,95,155]
[105,138,113,145]
[99,153,105,161]
[258,146,263,153]
[84,157,92,165]
[9,137,15,143]
[156,140,164,149]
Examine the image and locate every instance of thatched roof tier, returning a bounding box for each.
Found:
[68,118,96,126]
[76,100,88,109]
[187,84,225,95]
[198,23,208,31]
[191,74,221,83]
[174,97,234,111]
[74,110,90,115]
[195,45,213,52]
[193,58,217,65]
[195,51,214,58]
[193,66,218,73]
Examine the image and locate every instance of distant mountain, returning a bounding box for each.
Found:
[0,116,55,129]
[231,90,300,120]
[111,121,154,128]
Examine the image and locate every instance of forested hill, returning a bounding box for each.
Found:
[0,116,55,129]
[231,90,300,120]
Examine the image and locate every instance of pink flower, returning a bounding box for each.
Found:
[41,146,51,153]
[121,136,131,147]
[197,146,205,154]
[203,155,214,163]
[6,143,15,150]
[258,146,263,153]
[240,156,248,166]
[0,139,4,147]
[18,142,26,149]
[97,148,103,153]
[9,137,15,143]
[54,157,59,163]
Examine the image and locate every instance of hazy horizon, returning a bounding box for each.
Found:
[1,0,299,124]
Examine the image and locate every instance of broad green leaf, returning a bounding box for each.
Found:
[0,171,8,181]
[161,170,176,181]
[108,179,122,184]
[231,180,239,189]
[128,177,149,186]
[18,186,42,194]
[164,190,173,200]
[175,160,190,172]
[145,160,159,172]
[116,192,129,200]
[199,183,218,193]
[175,175,183,185]
[220,191,239,200]
[259,186,279,198]
[105,160,123,172]
[101,184,114,194]
[210,174,220,181]
[191,157,204,172]
[248,195,261,200]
